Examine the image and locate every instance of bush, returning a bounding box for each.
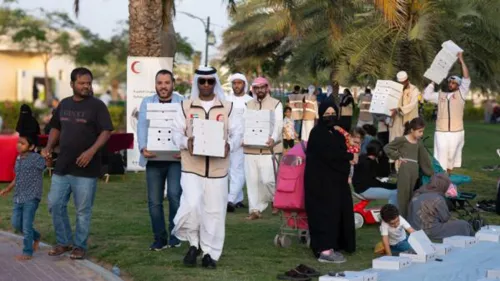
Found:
[108,105,126,132]
[0,101,50,133]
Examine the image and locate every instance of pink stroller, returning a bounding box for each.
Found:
[272,141,309,248]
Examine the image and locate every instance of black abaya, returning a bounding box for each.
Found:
[304,124,356,257]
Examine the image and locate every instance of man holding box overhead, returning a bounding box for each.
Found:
[226,73,253,212]
[244,77,283,220]
[137,69,184,251]
[423,52,470,174]
[171,66,242,269]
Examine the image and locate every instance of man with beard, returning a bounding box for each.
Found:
[244,77,283,220]
[42,67,113,260]
[424,52,470,174]
[225,73,253,212]
[137,69,184,250]
[172,66,242,269]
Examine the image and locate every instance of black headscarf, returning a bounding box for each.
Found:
[16,104,40,146]
[318,98,340,129]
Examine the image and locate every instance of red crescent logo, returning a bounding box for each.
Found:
[131,61,140,74]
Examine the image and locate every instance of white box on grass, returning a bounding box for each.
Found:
[476,229,500,242]
[399,252,436,263]
[481,225,500,232]
[319,272,363,281]
[193,139,225,158]
[344,271,377,281]
[372,256,411,270]
[443,236,477,248]
[149,119,174,128]
[487,269,500,279]
[408,230,436,255]
[433,243,453,256]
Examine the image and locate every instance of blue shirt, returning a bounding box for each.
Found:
[137,93,184,167]
[14,152,46,204]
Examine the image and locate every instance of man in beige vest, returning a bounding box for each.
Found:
[244,77,283,220]
[287,85,304,139]
[172,66,242,269]
[424,52,470,174]
[301,85,319,141]
[389,71,420,142]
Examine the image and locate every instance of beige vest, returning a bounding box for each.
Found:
[303,94,317,120]
[244,95,283,155]
[436,91,464,132]
[358,94,373,121]
[180,98,232,178]
[341,103,353,117]
[288,93,304,120]
[400,84,419,124]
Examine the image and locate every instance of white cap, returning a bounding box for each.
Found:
[396,71,408,82]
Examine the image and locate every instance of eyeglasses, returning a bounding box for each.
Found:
[198,78,216,85]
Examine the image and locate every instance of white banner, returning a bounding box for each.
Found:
[126,56,174,171]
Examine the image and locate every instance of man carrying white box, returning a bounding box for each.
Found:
[424,52,471,174]
[172,66,242,269]
[389,71,420,143]
[225,73,253,212]
[244,77,283,220]
[137,69,184,251]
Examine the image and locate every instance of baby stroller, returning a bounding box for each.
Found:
[273,141,309,248]
[421,137,486,231]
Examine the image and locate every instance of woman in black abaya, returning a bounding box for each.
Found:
[304,99,357,263]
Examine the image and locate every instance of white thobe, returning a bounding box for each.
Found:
[171,98,243,261]
[225,93,253,204]
[424,78,471,170]
[245,101,283,214]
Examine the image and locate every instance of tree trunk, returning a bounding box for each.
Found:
[160,20,177,57]
[43,56,52,105]
[128,0,164,56]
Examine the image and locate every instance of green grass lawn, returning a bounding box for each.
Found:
[1,122,499,281]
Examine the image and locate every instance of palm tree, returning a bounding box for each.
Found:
[74,0,236,57]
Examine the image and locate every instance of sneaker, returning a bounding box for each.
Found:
[318,251,346,264]
[149,240,168,251]
[201,254,217,269]
[167,242,182,248]
[183,246,198,267]
[227,203,236,213]
[235,202,246,208]
[497,149,500,158]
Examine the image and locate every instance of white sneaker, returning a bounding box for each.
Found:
[497,149,500,158]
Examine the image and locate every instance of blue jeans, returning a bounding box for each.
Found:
[12,199,41,256]
[146,161,182,245]
[294,120,302,139]
[361,186,398,206]
[390,238,412,256]
[48,174,97,250]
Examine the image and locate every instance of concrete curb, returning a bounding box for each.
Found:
[0,230,124,281]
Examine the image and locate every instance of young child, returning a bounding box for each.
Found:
[0,104,45,261]
[379,204,415,256]
[283,106,297,152]
[335,126,363,184]
[361,124,377,154]
[384,117,434,218]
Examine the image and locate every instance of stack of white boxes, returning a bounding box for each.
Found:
[146,103,180,161]
[369,80,404,116]
[400,230,437,263]
[424,40,463,84]
[443,235,478,248]
[244,109,274,147]
[192,119,225,157]
[319,271,377,281]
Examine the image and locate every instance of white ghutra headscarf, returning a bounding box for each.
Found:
[228,73,249,94]
[191,66,225,101]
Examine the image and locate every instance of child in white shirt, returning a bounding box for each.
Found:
[380,204,415,256]
[283,106,296,151]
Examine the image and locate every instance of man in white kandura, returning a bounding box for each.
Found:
[225,73,253,213]
[172,66,242,269]
[424,52,470,174]
[389,71,420,143]
[244,77,283,220]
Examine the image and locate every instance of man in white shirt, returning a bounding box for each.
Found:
[171,66,242,269]
[424,52,470,174]
[225,73,253,212]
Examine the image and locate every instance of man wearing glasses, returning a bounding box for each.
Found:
[424,52,470,174]
[171,66,242,269]
[243,77,283,220]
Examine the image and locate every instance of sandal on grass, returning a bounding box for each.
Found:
[70,248,86,260]
[295,264,320,277]
[277,269,311,281]
[48,245,72,256]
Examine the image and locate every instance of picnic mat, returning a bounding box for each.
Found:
[365,241,500,281]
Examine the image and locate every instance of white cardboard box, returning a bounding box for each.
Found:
[147,111,177,120]
[319,272,364,281]
[245,109,274,122]
[399,252,436,263]
[369,80,403,115]
[148,128,173,137]
[149,119,174,128]
[147,136,177,151]
[424,40,463,84]
[408,230,436,256]
[147,151,180,162]
[481,225,500,232]
[372,256,412,270]
[476,229,500,242]
[433,243,453,256]
[344,271,377,281]
[192,119,224,141]
[193,139,225,158]
[487,269,500,279]
[443,236,477,248]
[146,103,180,112]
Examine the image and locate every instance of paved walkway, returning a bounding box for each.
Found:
[0,231,122,281]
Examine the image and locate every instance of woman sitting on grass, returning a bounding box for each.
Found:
[408,173,474,240]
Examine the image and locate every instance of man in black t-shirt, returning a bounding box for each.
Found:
[42,67,113,260]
